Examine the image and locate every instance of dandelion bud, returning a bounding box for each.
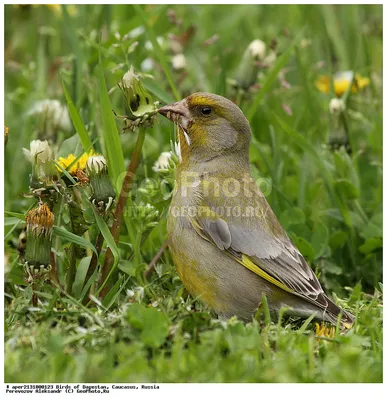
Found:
[329,98,345,114]
[24,203,54,283]
[22,139,59,189]
[117,67,159,131]
[86,155,116,213]
[172,54,187,70]
[153,151,173,173]
[248,39,266,60]
[27,99,72,139]
[328,97,350,153]
[134,202,159,230]
[231,38,267,90]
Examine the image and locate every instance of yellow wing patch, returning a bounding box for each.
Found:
[190,214,296,295]
[234,254,295,295]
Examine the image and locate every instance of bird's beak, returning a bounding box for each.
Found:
[158,100,192,130]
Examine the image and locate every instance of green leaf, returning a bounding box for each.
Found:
[79,267,99,301]
[360,214,382,240]
[72,256,92,298]
[4,219,23,241]
[126,303,169,348]
[92,211,120,295]
[292,236,315,262]
[359,238,382,255]
[102,275,131,310]
[93,212,119,261]
[349,282,363,304]
[96,57,125,191]
[334,179,359,200]
[319,259,342,275]
[4,211,25,220]
[329,230,348,251]
[5,257,25,286]
[61,4,84,107]
[4,217,23,226]
[261,294,271,326]
[118,260,136,276]
[311,222,330,258]
[298,312,317,333]
[53,226,97,255]
[142,78,174,104]
[54,161,78,185]
[279,207,305,229]
[62,79,93,151]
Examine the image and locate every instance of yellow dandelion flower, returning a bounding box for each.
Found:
[315,322,335,339]
[315,71,370,97]
[56,150,95,175]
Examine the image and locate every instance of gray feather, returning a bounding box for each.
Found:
[202,218,232,250]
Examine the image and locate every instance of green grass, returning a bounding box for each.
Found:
[4,4,382,383]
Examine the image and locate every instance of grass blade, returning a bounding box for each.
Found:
[96,58,125,190]
[80,268,99,301]
[53,226,97,255]
[102,275,131,309]
[62,79,93,151]
[92,210,120,277]
[299,313,317,334]
[61,4,84,106]
[72,255,92,298]
[142,78,175,105]
[4,217,23,226]
[4,211,25,220]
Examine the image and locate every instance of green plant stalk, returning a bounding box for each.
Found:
[49,251,60,286]
[62,78,93,151]
[144,239,169,280]
[52,196,64,283]
[82,232,104,305]
[61,4,84,107]
[36,30,48,95]
[65,244,76,294]
[65,187,88,294]
[99,127,147,298]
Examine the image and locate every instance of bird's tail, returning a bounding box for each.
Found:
[322,294,354,329]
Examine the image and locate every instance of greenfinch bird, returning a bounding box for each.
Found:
[158,92,354,328]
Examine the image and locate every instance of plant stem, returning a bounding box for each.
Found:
[66,244,76,294]
[144,240,169,280]
[99,127,147,298]
[49,251,60,285]
[65,187,87,294]
[82,232,104,305]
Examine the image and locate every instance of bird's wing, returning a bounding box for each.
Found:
[188,188,329,310]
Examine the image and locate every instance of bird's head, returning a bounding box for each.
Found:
[158,92,252,164]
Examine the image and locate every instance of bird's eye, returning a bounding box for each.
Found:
[201,106,212,116]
